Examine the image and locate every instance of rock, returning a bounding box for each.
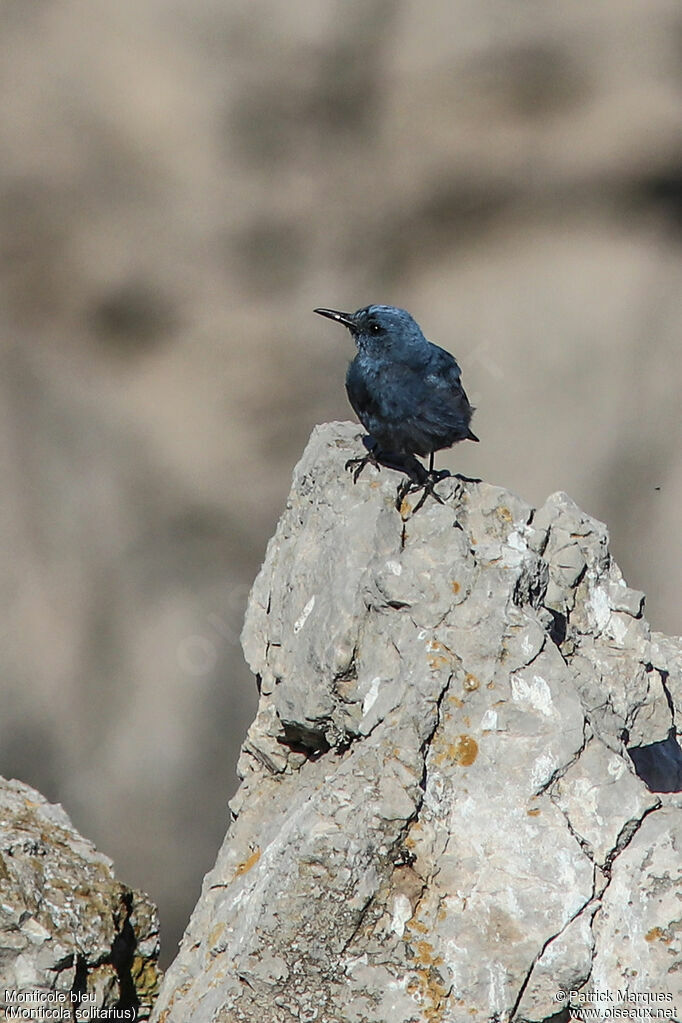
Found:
[152,422,682,1022]
[0,778,161,1018]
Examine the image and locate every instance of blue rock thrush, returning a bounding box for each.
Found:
[314,304,478,508]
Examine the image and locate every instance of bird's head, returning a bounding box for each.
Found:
[314,304,425,357]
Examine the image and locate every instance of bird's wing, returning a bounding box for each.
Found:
[416,345,478,441]
[424,343,462,386]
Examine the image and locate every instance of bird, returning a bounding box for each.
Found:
[314,304,478,507]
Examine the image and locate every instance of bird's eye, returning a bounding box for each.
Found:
[370,323,381,334]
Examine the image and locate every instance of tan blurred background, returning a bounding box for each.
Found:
[1,0,681,965]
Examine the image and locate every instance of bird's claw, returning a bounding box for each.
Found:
[395,470,448,512]
[345,451,380,483]
[345,445,449,512]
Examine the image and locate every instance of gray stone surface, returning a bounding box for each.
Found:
[152,422,682,1022]
[0,777,161,1018]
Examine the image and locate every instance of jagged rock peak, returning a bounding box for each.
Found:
[153,421,682,1022]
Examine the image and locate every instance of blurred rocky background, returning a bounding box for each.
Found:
[1,0,680,966]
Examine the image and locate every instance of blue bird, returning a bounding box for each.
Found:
[315,304,478,507]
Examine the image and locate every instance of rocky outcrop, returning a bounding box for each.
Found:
[0,778,161,1018]
[152,422,682,1022]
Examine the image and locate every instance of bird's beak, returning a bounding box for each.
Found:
[314,308,356,329]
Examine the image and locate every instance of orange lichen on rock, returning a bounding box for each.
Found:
[407,938,450,1022]
[452,735,478,766]
[234,847,261,878]
[433,733,479,768]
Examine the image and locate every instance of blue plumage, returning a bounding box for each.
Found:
[315,304,478,472]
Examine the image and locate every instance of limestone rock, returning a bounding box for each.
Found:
[0,777,161,1018]
[152,422,682,1022]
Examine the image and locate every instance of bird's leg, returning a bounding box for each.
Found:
[395,474,415,509]
[426,452,450,483]
[394,455,425,509]
[346,441,423,485]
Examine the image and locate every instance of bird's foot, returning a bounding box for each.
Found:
[395,469,449,513]
[345,449,381,483]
